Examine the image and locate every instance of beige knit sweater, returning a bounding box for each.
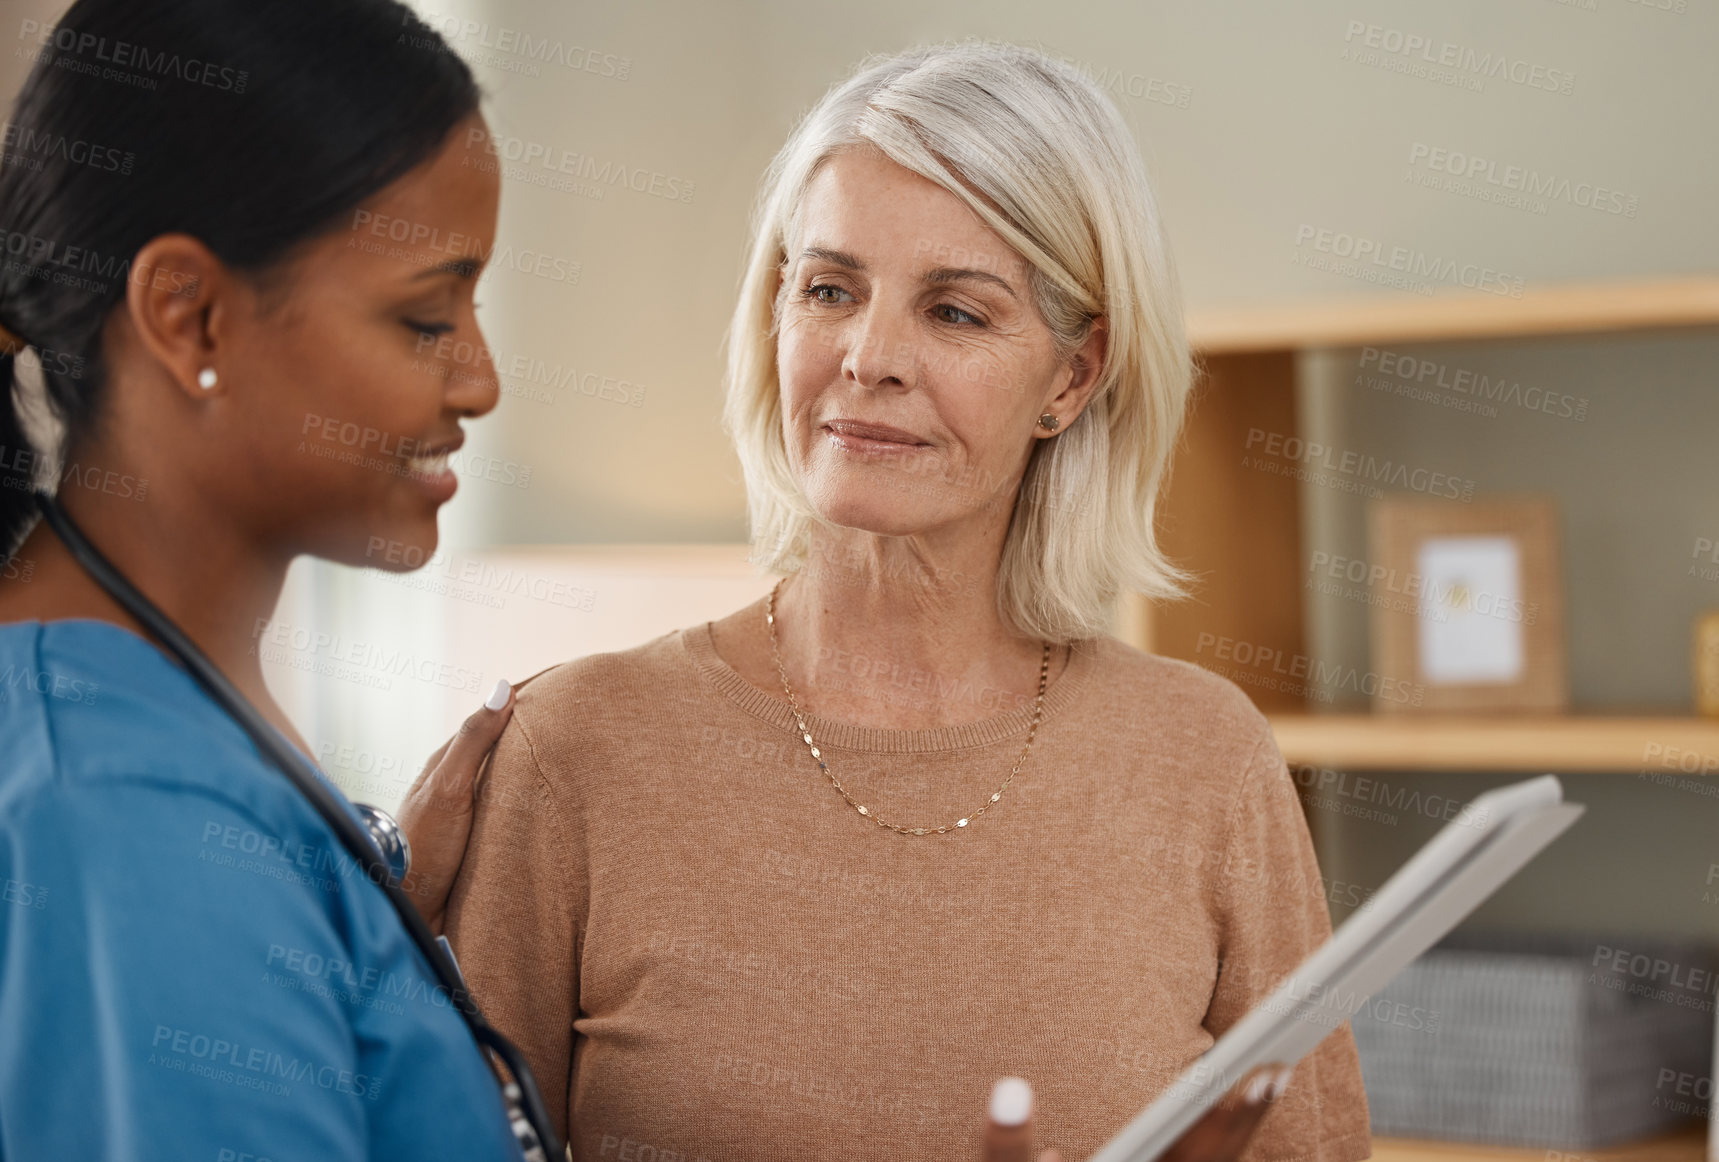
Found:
[443,608,1372,1162]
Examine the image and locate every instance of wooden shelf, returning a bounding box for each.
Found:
[1371,1127,1704,1161]
[1267,714,1719,772]
[1187,277,1719,355]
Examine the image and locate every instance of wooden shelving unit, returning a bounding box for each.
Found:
[1136,278,1719,1162]
[1269,714,1719,772]
[1131,276,1719,710]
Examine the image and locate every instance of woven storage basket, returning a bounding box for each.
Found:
[1352,935,1716,1149]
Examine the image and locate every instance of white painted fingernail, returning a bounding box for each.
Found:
[989,1077,1032,1126]
[485,678,511,711]
[1246,1072,1272,1104]
[1268,1066,1294,1100]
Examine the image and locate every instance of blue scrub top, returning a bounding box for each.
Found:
[0,619,524,1161]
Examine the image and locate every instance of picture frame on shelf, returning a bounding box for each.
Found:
[1367,496,1568,715]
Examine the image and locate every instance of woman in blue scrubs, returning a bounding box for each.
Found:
[0,0,531,1157]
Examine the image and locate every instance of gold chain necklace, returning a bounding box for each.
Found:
[765,580,1051,836]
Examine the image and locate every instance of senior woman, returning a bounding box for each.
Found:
[423,42,1370,1162]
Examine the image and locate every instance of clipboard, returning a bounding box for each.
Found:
[1090,773,1585,1162]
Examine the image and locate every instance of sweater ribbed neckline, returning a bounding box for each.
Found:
[679,617,1097,755]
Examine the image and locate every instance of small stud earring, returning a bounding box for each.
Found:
[197,368,218,391]
[1038,413,1060,433]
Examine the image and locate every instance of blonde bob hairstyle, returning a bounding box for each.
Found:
[723,40,1193,643]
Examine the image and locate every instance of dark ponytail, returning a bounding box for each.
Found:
[0,0,482,557]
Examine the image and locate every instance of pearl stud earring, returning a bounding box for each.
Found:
[197,368,218,391]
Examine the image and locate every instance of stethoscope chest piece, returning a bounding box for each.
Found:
[354,803,412,886]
